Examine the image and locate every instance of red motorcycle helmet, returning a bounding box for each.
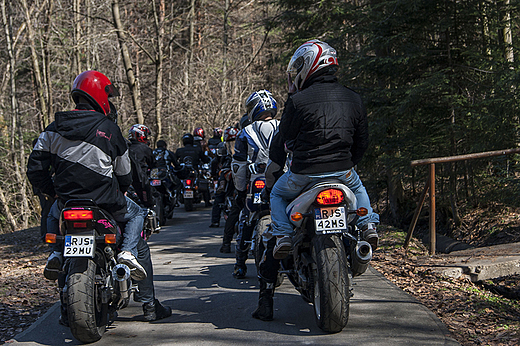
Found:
[71,70,119,115]
[193,127,205,139]
[128,124,151,144]
[223,126,238,142]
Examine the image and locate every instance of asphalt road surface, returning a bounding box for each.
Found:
[11,205,459,346]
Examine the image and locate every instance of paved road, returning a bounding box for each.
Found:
[11,206,459,345]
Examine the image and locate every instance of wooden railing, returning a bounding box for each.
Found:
[404,148,520,255]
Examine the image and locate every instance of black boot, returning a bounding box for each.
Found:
[143,299,172,321]
[252,279,274,321]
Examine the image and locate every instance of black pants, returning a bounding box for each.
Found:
[258,236,280,284]
[222,201,240,246]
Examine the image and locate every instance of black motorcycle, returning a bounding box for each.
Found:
[254,179,372,333]
[45,199,136,343]
[149,167,179,225]
[177,160,202,211]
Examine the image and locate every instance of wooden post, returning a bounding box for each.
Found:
[404,180,430,249]
[429,163,436,255]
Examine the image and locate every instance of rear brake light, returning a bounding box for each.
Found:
[186,179,192,186]
[316,189,344,205]
[254,179,265,190]
[63,209,93,221]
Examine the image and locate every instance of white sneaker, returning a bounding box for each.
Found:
[117,251,147,281]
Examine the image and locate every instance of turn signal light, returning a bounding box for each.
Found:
[356,207,368,217]
[64,209,93,221]
[291,212,303,222]
[316,189,344,205]
[45,233,56,244]
[254,179,266,190]
[105,234,117,244]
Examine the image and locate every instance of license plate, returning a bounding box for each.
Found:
[184,190,193,199]
[150,179,161,186]
[253,192,262,204]
[314,207,347,234]
[64,235,95,257]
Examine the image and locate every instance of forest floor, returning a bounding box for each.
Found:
[1,214,520,345]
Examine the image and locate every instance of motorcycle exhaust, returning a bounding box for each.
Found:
[350,240,372,277]
[112,263,132,300]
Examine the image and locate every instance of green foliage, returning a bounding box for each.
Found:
[275,0,520,223]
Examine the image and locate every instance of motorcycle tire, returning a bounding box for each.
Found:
[184,198,194,211]
[311,234,350,333]
[154,194,166,226]
[66,258,107,343]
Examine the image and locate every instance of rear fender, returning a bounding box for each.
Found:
[286,182,356,228]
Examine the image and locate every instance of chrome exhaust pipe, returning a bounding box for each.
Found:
[350,240,372,277]
[112,263,132,300]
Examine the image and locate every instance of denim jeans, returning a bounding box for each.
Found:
[270,168,379,237]
[47,196,145,258]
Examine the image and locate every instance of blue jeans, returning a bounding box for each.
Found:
[47,196,145,258]
[270,168,379,237]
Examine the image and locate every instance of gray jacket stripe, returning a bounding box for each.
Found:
[41,131,115,178]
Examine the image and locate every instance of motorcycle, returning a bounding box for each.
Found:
[126,185,159,240]
[149,167,179,225]
[177,160,202,211]
[45,199,137,343]
[254,179,372,333]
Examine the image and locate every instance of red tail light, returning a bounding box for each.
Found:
[254,179,265,190]
[186,179,192,186]
[63,209,93,221]
[316,189,344,205]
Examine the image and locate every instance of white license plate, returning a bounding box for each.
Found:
[150,179,161,186]
[184,190,193,199]
[64,235,95,257]
[314,207,347,234]
[253,192,262,204]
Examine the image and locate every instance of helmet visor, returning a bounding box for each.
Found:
[105,84,120,98]
[287,55,304,79]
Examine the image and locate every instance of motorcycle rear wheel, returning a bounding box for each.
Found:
[311,234,350,333]
[184,198,194,211]
[66,258,107,343]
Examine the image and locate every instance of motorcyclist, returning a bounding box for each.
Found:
[153,139,182,195]
[209,127,237,228]
[231,90,279,279]
[193,127,208,153]
[207,127,223,157]
[27,70,171,322]
[218,126,240,253]
[252,40,380,321]
[128,124,155,208]
[175,133,212,206]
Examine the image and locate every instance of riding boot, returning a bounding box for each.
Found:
[252,279,274,321]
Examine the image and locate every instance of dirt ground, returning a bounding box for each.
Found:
[1,225,519,345]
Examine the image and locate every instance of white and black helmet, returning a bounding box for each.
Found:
[245,90,277,123]
[287,39,338,91]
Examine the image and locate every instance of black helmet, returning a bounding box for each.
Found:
[182,133,194,146]
[156,139,167,148]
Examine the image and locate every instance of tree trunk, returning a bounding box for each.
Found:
[152,0,164,141]
[111,0,144,124]
[20,0,49,130]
